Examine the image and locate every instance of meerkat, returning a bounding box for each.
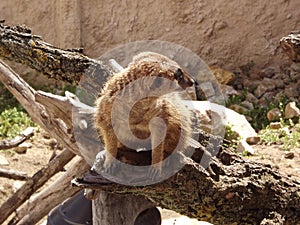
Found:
[94,52,200,177]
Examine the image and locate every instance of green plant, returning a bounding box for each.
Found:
[259,119,300,151]
[0,107,36,139]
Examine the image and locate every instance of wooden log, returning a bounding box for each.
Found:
[0,60,81,156]
[0,168,28,181]
[0,127,35,150]
[74,137,300,225]
[9,157,89,225]
[0,149,75,224]
[0,23,112,96]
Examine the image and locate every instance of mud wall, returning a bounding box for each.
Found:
[0,0,299,79]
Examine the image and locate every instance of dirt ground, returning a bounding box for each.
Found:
[0,126,299,224]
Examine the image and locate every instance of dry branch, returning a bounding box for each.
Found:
[0,23,300,225]
[74,143,300,225]
[10,157,89,225]
[0,149,75,224]
[0,127,35,150]
[0,22,112,96]
[0,168,28,181]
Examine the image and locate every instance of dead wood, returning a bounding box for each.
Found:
[0,23,112,96]
[280,31,300,62]
[74,140,300,225]
[0,23,299,225]
[0,168,28,181]
[0,149,75,224]
[9,157,89,225]
[0,127,35,150]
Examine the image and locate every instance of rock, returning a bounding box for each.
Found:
[269,122,282,129]
[284,152,295,159]
[258,67,276,78]
[267,108,282,121]
[246,136,260,145]
[220,85,238,100]
[0,155,9,166]
[285,102,300,118]
[229,104,248,114]
[284,84,299,98]
[254,78,276,98]
[274,79,285,89]
[198,82,215,98]
[241,101,254,110]
[209,66,235,85]
[15,142,32,154]
[290,63,300,72]
[245,92,258,103]
[236,140,255,155]
[184,101,258,143]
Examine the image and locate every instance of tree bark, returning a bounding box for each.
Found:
[0,22,112,96]
[0,168,28,181]
[0,127,35,150]
[10,157,89,225]
[1,23,299,225]
[74,134,300,225]
[0,149,75,224]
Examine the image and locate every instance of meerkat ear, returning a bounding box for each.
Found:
[174,68,183,82]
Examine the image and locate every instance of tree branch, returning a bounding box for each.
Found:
[74,135,300,225]
[0,23,112,96]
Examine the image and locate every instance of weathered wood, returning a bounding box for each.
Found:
[74,135,300,225]
[0,149,75,224]
[0,168,28,181]
[280,31,300,62]
[0,60,81,156]
[0,23,112,96]
[0,127,35,150]
[9,157,89,225]
[92,192,160,225]
[1,23,300,225]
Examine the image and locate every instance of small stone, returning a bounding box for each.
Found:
[284,152,294,159]
[245,92,258,103]
[241,101,254,110]
[246,136,260,145]
[259,67,276,78]
[254,84,268,98]
[236,140,255,155]
[267,108,282,121]
[209,66,235,85]
[48,139,58,148]
[285,102,300,119]
[290,63,300,72]
[269,122,282,129]
[221,85,238,98]
[0,155,9,166]
[215,20,228,30]
[198,82,215,98]
[274,79,285,89]
[15,142,32,154]
[42,132,51,139]
[229,104,248,114]
[284,84,299,98]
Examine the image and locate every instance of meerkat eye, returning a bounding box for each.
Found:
[174,68,184,83]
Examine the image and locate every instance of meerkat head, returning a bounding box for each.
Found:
[131,52,199,100]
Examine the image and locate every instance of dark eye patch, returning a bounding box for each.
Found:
[174,68,184,82]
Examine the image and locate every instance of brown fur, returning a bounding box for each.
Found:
[94,52,197,171]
